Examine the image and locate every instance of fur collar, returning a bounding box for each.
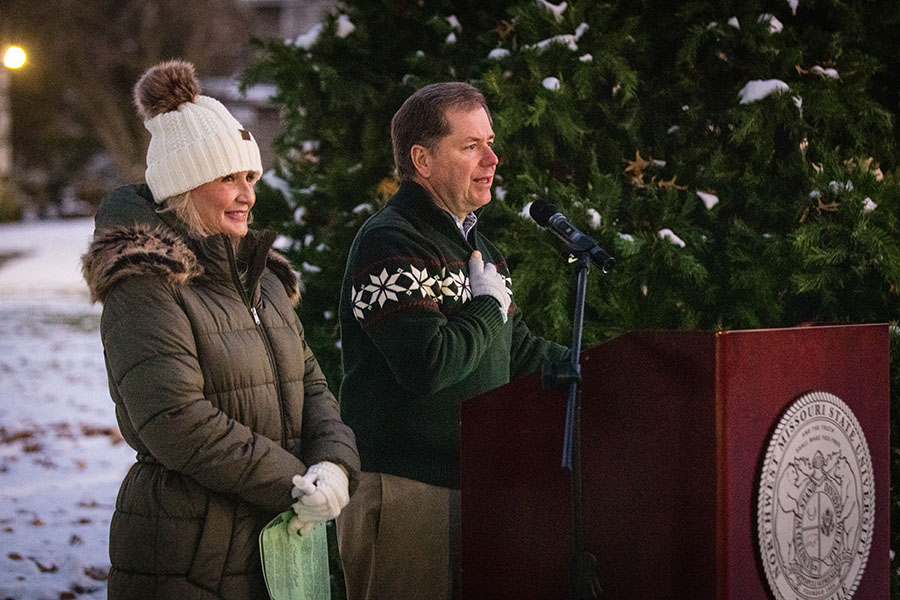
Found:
[82,223,300,306]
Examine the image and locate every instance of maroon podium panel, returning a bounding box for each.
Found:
[459,324,888,599]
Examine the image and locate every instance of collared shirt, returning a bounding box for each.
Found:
[452,212,478,239]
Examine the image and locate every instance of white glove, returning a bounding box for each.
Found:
[468,251,510,322]
[288,474,318,535]
[288,514,316,536]
[291,461,350,524]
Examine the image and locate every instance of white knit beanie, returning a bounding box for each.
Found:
[133,60,262,203]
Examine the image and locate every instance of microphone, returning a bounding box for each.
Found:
[529,200,615,272]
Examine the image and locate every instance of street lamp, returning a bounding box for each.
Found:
[3,46,27,70]
[1,45,27,217]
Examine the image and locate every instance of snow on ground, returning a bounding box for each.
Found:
[0,217,134,600]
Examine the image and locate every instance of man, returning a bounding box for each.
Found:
[337,82,568,600]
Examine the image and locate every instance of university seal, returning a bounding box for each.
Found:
[757,391,874,600]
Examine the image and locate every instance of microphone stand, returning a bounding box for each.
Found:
[542,249,603,599]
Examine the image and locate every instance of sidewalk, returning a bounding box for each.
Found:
[0,217,129,600]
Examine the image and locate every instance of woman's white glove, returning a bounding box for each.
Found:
[290,461,350,530]
[288,514,315,536]
[468,251,510,322]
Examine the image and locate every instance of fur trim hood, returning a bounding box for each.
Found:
[82,223,300,305]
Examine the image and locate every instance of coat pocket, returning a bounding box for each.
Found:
[187,494,237,594]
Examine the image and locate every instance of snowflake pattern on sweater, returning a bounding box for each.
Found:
[350,264,511,321]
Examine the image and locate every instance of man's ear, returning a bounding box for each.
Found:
[410,144,431,179]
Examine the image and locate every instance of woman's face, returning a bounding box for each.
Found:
[192,171,257,238]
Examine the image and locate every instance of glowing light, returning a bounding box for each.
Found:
[3,46,27,70]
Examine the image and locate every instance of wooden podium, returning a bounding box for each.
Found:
[459,324,889,599]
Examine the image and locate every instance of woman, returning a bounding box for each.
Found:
[81,60,359,599]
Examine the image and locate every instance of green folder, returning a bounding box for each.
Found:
[259,511,331,600]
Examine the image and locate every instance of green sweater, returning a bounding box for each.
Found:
[339,181,567,488]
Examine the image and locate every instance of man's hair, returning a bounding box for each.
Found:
[391,82,491,182]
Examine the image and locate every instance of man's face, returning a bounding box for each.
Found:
[414,106,498,220]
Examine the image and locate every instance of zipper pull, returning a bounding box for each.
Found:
[250,306,261,325]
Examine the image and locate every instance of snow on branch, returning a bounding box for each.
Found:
[294,23,323,49]
[542,77,561,91]
[758,14,783,33]
[658,228,686,248]
[525,23,589,53]
[738,79,789,104]
[336,15,356,38]
[536,0,567,22]
[696,191,719,210]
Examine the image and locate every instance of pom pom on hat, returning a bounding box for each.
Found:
[133,60,200,120]
[134,60,262,203]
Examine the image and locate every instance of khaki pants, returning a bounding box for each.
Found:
[336,472,460,600]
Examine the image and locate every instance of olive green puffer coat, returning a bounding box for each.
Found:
[82,184,359,599]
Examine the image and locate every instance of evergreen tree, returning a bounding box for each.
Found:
[244,1,900,595]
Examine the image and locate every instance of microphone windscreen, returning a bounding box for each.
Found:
[529,200,558,226]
